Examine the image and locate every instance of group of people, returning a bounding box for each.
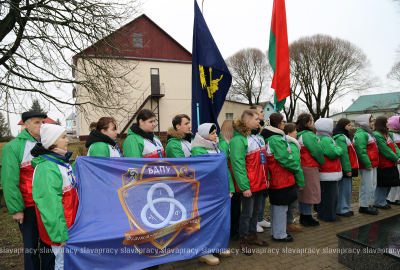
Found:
[2,107,400,270]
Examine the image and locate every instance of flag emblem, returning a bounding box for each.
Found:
[199,65,224,103]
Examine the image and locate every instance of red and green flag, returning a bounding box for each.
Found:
[268,0,290,111]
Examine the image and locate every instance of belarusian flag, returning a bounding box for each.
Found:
[268,0,290,111]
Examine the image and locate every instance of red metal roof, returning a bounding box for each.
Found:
[18,117,57,125]
[73,14,192,62]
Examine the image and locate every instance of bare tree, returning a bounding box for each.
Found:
[282,59,302,122]
[388,44,400,84]
[289,34,377,120]
[225,48,272,105]
[0,0,142,115]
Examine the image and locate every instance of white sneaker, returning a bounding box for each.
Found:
[257,220,271,228]
[219,249,231,258]
[199,254,220,265]
[256,224,264,233]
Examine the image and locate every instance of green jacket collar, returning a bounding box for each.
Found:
[16,128,37,142]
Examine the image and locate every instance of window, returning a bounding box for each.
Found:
[226,113,233,120]
[133,33,142,47]
[267,108,270,111]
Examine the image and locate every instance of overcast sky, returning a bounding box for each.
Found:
[7,0,400,135]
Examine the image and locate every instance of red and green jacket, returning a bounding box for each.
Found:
[265,133,300,189]
[230,118,268,193]
[165,127,192,158]
[32,155,79,246]
[87,142,121,157]
[123,128,165,158]
[319,136,343,181]
[374,131,400,169]
[354,128,379,169]
[333,134,359,173]
[286,136,305,187]
[1,129,38,214]
[297,129,325,167]
[391,132,400,150]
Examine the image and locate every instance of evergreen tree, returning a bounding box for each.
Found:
[56,118,62,125]
[29,99,47,114]
[0,112,11,142]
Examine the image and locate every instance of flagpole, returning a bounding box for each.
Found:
[196,61,200,127]
[196,0,203,128]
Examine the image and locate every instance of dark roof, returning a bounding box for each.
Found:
[263,102,275,109]
[66,113,76,120]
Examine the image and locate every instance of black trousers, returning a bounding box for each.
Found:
[317,181,339,222]
[230,192,241,237]
[18,221,55,270]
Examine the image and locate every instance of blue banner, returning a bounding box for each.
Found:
[65,154,230,270]
[191,0,232,135]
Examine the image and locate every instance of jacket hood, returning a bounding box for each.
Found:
[31,143,72,167]
[85,130,116,148]
[233,117,262,137]
[129,123,154,142]
[315,118,333,138]
[261,126,285,140]
[16,128,38,142]
[333,124,350,138]
[286,135,301,149]
[355,114,374,136]
[191,133,219,151]
[388,116,400,131]
[167,127,192,142]
[198,123,216,139]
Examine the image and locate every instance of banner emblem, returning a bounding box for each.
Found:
[118,161,201,257]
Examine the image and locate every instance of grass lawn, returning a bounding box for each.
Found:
[0,208,24,269]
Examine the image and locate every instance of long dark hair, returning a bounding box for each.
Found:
[137,109,156,125]
[374,116,389,139]
[295,113,312,132]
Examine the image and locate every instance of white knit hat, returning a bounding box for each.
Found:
[40,124,66,149]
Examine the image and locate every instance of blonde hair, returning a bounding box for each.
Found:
[220,120,234,143]
[241,109,258,122]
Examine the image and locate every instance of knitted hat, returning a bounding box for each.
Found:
[388,116,400,130]
[40,124,66,149]
[198,123,216,139]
